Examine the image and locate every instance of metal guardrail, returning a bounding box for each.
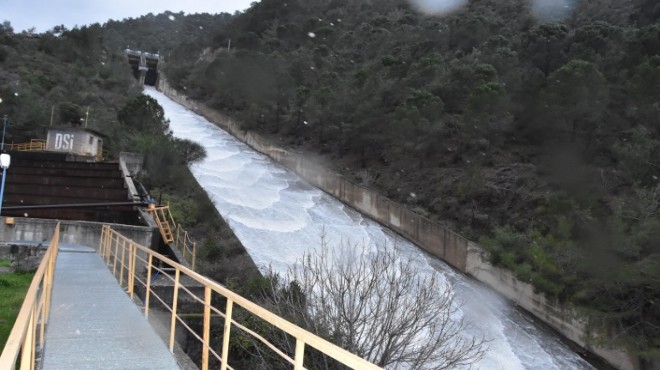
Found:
[99,225,382,370]
[148,205,196,270]
[174,223,196,270]
[0,223,60,370]
[5,139,46,152]
[4,139,106,161]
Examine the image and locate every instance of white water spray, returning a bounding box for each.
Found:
[408,0,468,15]
[408,0,577,21]
[530,0,576,21]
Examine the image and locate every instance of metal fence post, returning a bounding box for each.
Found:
[39,276,47,346]
[192,242,196,271]
[119,239,126,286]
[202,286,211,370]
[103,227,110,261]
[176,225,181,251]
[169,268,180,352]
[145,254,153,318]
[29,305,37,367]
[113,236,119,276]
[220,299,233,370]
[294,339,305,370]
[98,226,105,253]
[129,243,136,298]
[19,307,34,370]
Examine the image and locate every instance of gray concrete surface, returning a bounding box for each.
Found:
[41,244,181,370]
[0,218,156,254]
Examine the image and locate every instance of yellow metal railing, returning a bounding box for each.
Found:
[148,205,196,270]
[0,223,60,370]
[5,140,46,152]
[174,223,196,270]
[98,225,382,370]
[148,205,175,243]
[5,139,106,161]
[95,147,108,162]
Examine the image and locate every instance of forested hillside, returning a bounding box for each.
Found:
[162,0,660,360]
[0,14,257,287]
[101,11,232,57]
[0,10,231,147]
[0,21,138,146]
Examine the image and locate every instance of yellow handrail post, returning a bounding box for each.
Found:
[176,225,180,249]
[103,227,109,261]
[45,249,53,319]
[100,227,106,260]
[181,228,186,261]
[103,226,110,260]
[44,229,58,320]
[104,230,112,265]
[127,242,132,294]
[129,243,136,298]
[169,268,180,352]
[108,228,112,258]
[191,242,196,271]
[30,306,37,368]
[294,339,305,370]
[119,239,126,287]
[202,286,211,370]
[19,308,34,370]
[220,299,233,370]
[39,294,46,347]
[98,227,104,252]
[43,258,52,321]
[167,205,175,226]
[133,243,138,297]
[39,262,50,346]
[145,254,153,318]
[113,236,119,276]
[183,230,187,255]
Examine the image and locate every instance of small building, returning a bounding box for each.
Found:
[46,128,104,159]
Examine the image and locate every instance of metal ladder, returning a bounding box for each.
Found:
[148,205,175,244]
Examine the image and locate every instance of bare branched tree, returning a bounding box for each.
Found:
[257,236,488,369]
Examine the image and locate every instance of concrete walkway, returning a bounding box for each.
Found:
[41,244,180,370]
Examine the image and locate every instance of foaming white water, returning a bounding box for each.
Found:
[408,0,468,15]
[144,87,593,369]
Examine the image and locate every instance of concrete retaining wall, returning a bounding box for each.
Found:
[0,218,155,251]
[158,78,643,370]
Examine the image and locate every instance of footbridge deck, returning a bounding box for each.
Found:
[41,244,180,369]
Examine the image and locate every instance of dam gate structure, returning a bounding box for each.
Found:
[125,49,160,86]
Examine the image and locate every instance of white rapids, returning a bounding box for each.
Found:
[144,87,594,370]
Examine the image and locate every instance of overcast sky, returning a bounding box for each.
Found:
[2,0,257,33]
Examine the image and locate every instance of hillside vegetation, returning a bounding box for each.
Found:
[161,0,660,360]
[0,13,258,296]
